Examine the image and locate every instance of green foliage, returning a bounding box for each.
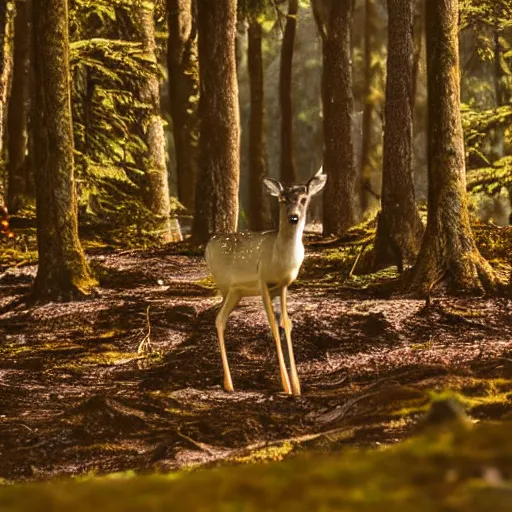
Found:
[460,0,512,31]
[68,1,166,231]
[467,156,512,194]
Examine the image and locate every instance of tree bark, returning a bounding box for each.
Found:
[31,0,95,302]
[167,0,198,214]
[373,0,423,271]
[7,0,32,214]
[409,0,498,295]
[136,1,181,243]
[279,0,298,184]
[247,19,269,231]
[192,0,240,244]
[313,0,357,236]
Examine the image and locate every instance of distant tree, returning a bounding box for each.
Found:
[0,0,12,163]
[279,0,298,184]
[247,16,269,231]
[7,0,32,214]
[409,0,498,294]
[359,0,376,214]
[31,0,96,301]
[134,0,180,243]
[372,0,423,271]
[312,0,356,236]
[192,0,240,244]
[167,0,199,214]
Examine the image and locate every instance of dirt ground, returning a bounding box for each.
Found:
[0,240,511,483]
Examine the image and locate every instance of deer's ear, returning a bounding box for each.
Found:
[307,170,327,196]
[263,177,283,197]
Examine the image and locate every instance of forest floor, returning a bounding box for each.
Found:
[0,226,512,483]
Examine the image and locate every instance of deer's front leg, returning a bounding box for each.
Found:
[260,280,292,395]
[215,290,241,392]
[280,286,301,396]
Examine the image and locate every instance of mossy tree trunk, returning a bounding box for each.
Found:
[136,1,181,243]
[247,18,269,231]
[279,0,298,185]
[313,0,356,236]
[192,0,240,244]
[167,0,198,214]
[409,0,498,295]
[373,0,423,272]
[359,0,375,215]
[7,0,32,214]
[31,0,96,302]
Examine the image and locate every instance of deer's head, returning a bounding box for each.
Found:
[263,168,327,226]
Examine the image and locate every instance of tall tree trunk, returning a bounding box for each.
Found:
[409,0,497,295]
[373,0,423,271]
[359,0,375,215]
[247,19,269,231]
[167,0,198,214]
[0,0,13,167]
[0,1,7,211]
[279,0,298,184]
[31,0,95,302]
[136,1,181,243]
[7,0,32,214]
[313,0,356,236]
[192,0,240,244]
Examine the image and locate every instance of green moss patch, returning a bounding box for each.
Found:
[1,420,512,511]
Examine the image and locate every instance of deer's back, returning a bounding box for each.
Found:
[205,231,277,296]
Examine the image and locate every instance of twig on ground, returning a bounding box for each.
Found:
[348,243,368,279]
[137,306,153,355]
[177,430,217,456]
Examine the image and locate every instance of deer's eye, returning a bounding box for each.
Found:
[300,197,307,205]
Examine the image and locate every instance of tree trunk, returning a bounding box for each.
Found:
[136,1,181,243]
[313,0,356,236]
[0,1,7,211]
[31,0,95,302]
[7,0,32,214]
[192,0,240,244]
[279,0,298,184]
[373,0,423,271]
[247,19,269,231]
[359,0,375,215]
[0,0,13,166]
[167,0,198,214]
[409,0,498,295]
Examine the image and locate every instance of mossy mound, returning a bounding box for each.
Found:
[1,420,512,511]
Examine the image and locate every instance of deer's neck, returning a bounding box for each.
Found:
[274,213,306,265]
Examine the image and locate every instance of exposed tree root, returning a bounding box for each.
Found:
[408,246,502,297]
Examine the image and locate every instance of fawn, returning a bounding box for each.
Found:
[205,168,327,396]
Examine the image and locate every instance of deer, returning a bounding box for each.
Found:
[205,168,327,396]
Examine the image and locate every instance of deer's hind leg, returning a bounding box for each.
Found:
[215,289,242,392]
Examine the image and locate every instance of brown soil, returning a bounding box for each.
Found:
[0,242,511,482]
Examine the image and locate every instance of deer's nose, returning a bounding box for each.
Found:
[288,214,299,224]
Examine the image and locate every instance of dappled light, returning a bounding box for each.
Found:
[1,0,512,508]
